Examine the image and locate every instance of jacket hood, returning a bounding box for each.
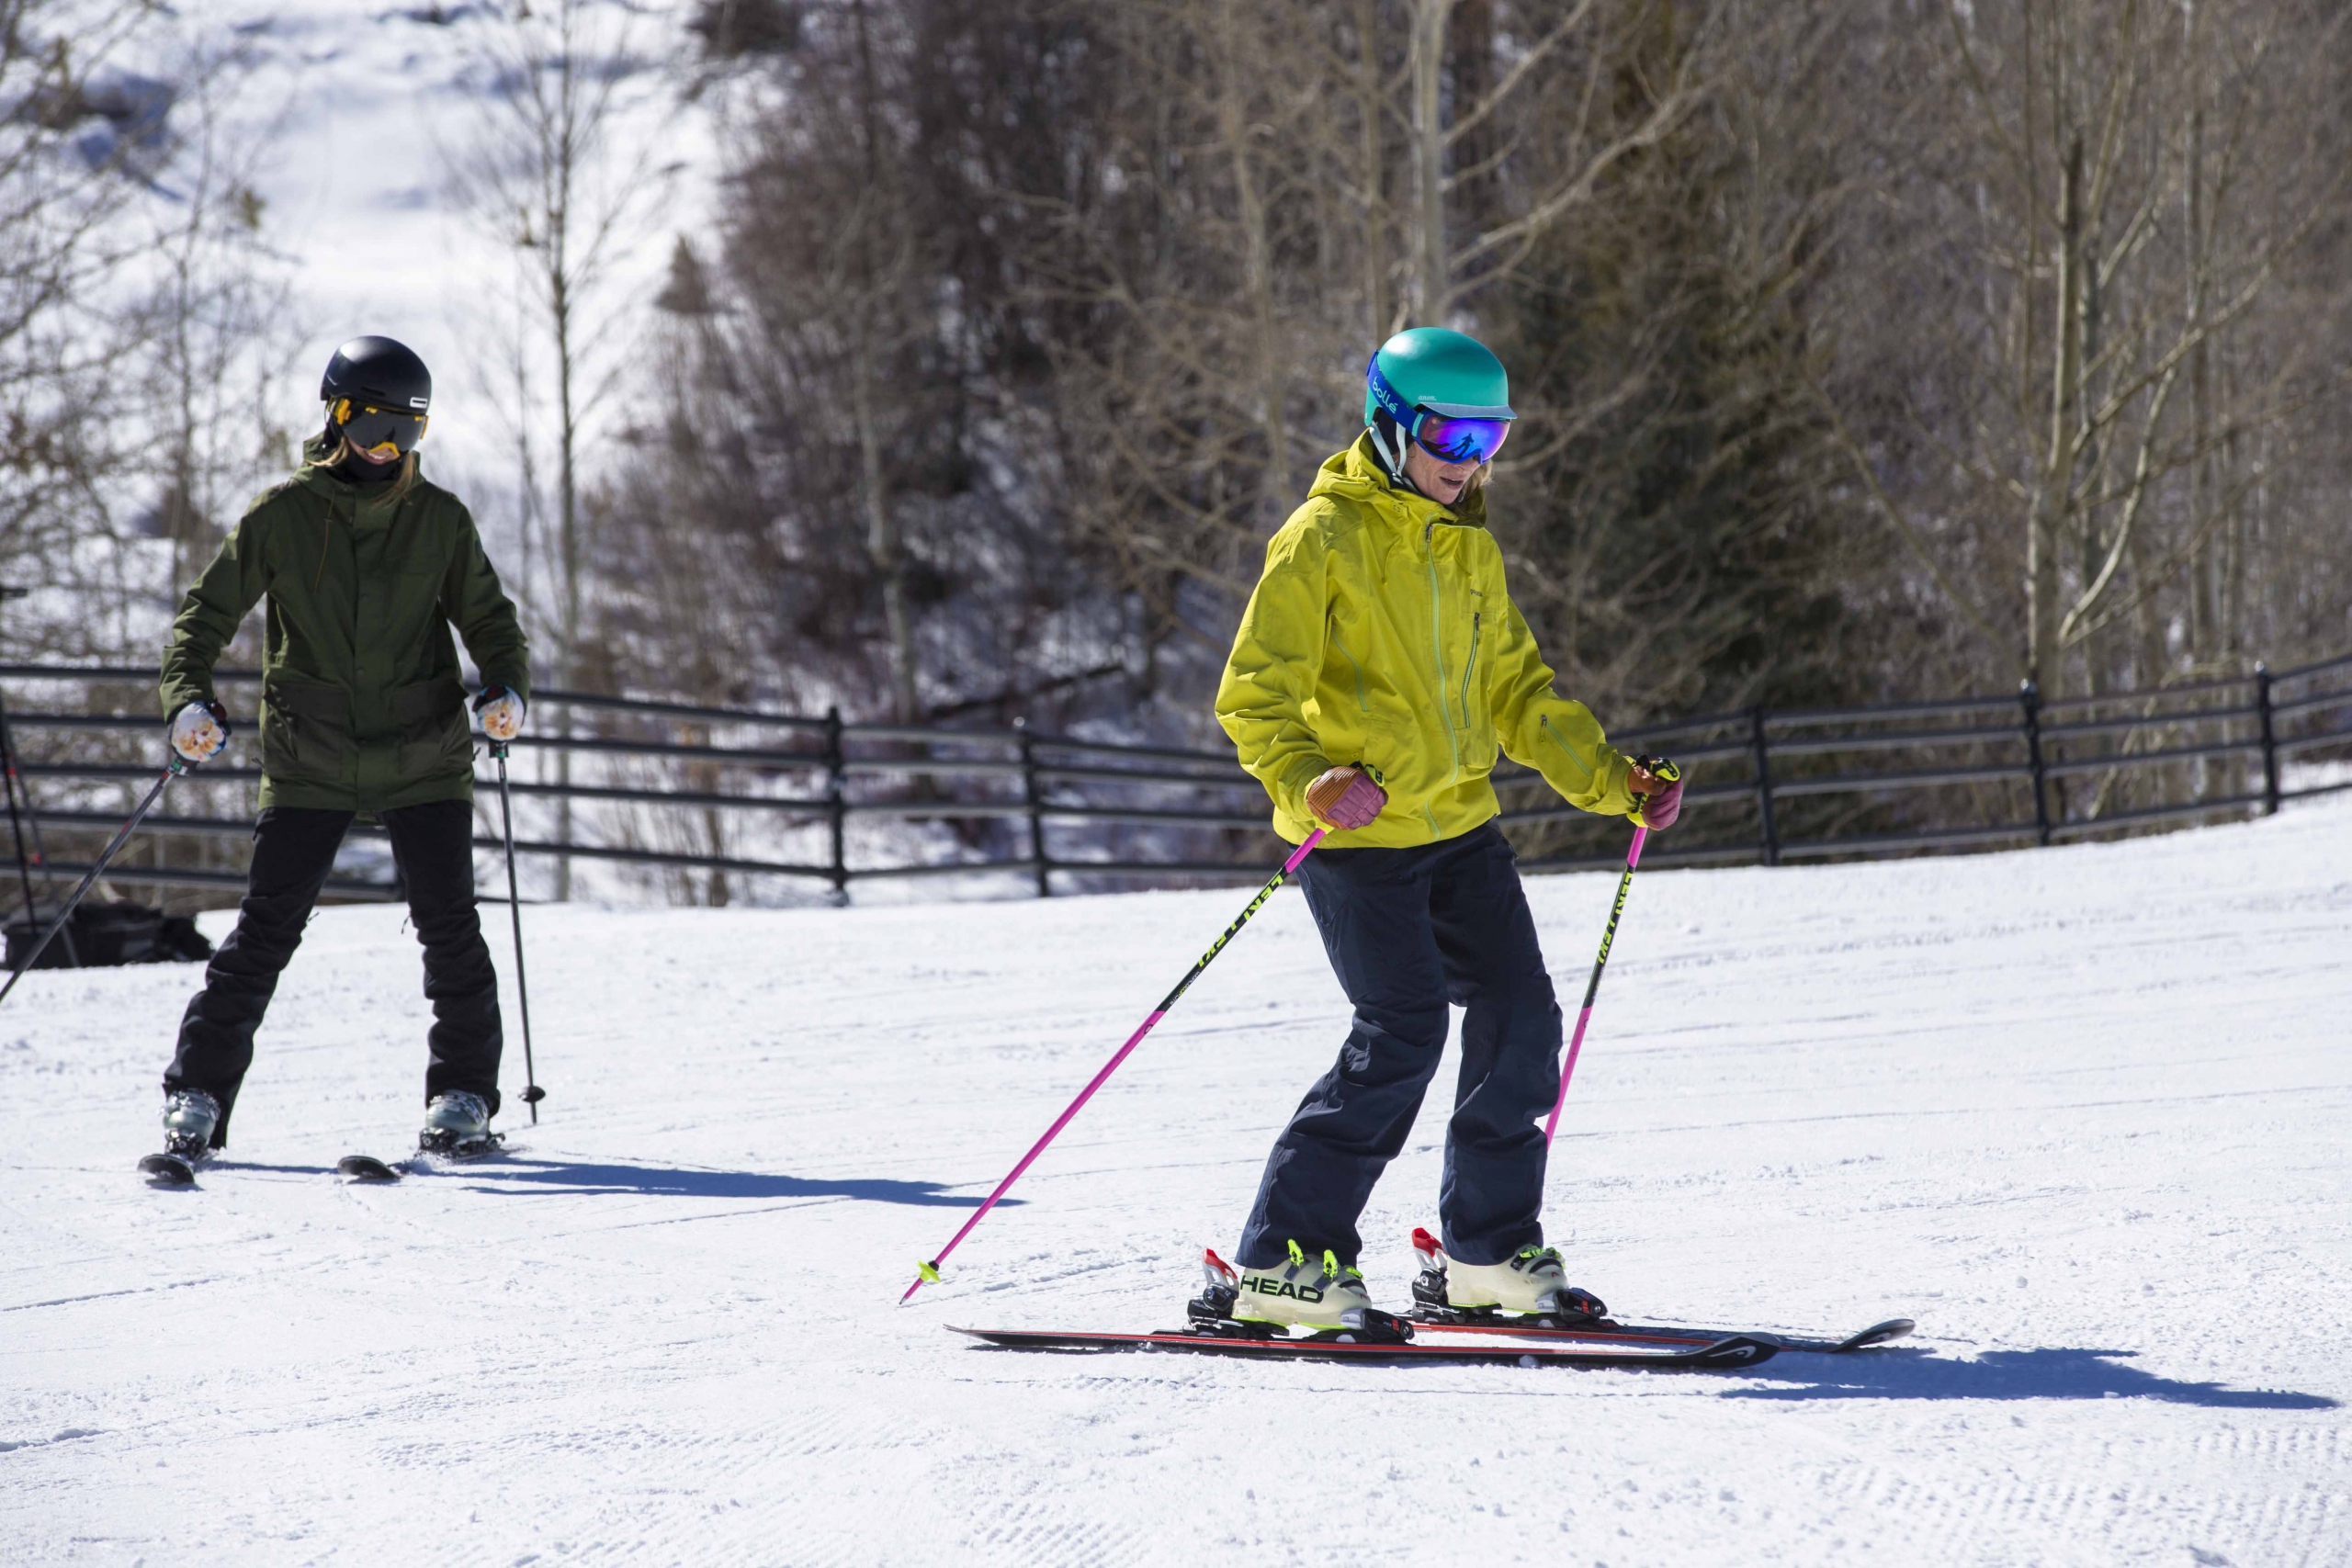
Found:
[1308,432,1490,533]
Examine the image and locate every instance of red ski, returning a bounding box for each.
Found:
[948,1323,1779,1371]
[1405,1312,1914,1354]
[1404,1229,1911,1354]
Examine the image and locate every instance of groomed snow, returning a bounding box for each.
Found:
[5,800,2349,1565]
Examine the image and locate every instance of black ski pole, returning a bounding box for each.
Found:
[0,756,184,1008]
[492,740,544,1122]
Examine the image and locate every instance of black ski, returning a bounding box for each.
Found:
[140,1147,508,1184]
[137,1152,197,1186]
[949,1324,1779,1370]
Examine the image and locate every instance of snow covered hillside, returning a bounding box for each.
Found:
[5,800,2349,1566]
[208,0,707,484]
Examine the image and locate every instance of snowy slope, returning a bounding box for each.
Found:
[153,0,710,489]
[4,800,2349,1566]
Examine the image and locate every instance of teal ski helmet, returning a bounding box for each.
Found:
[1363,327,1515,483]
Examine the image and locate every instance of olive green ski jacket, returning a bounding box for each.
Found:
[159,436,530,814]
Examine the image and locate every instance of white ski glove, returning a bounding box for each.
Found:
[472,684,526,743]
[169,700,231,764]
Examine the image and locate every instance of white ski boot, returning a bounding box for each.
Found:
[418,1090,496,1156]
[1213,1240,1411,1339]
[1409,1227,1608,1323]
[161,1089,221,1160]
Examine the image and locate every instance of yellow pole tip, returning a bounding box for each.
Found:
[917,1261,941,1283]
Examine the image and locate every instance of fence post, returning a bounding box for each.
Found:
[2255,662,2280,816]
[1015,718,1050,897]
[1747,705,1780,866]
[2019,679,2052,846]
[823,705,848,905]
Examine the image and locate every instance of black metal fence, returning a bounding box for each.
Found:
[1494,648,2352,874]
[3,647,2349,909]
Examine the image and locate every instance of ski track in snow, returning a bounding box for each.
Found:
[4,804,2350,1565]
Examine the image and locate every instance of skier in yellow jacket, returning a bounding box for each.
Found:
[1215,327,1681,1332]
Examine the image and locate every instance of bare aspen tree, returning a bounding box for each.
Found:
[1403,0,1712,323]
[0,2,159,644]
[1818,0,2350,697]
[141,36,301,595]
[451,0,667,898]
[844,0,920,726]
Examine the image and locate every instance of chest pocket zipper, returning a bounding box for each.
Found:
[1332,631,1370,715]
[1459,612,1481,722]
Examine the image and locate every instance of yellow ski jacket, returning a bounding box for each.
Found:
[1216,434,1641,848]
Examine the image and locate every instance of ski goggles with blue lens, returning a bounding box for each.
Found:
[1364,355,1513,465]
[1409,410,1510,464]
[332,397,428,459]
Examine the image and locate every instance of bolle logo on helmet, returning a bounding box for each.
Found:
[1365,356,1415,424]
[410,397,427,410]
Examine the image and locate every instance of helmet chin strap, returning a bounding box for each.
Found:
[1367,411,1422,496]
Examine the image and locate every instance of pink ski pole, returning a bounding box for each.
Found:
[901,829,1326,1303]
[1542,822,1651,1146]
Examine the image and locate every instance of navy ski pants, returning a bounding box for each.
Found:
[1236,822,1564,1270]
[164,801,503,1145]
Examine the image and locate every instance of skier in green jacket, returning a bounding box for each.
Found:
[153,336,530,1164]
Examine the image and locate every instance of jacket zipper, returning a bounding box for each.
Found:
[1423,522,1463,788]
[1459,612,1481,720]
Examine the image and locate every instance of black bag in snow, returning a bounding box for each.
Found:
[4,899,214,971]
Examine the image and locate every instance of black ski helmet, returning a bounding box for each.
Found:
[321,335,432,414]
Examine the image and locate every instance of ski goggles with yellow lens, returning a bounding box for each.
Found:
[332,398,429,459]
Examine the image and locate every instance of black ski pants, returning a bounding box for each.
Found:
[1237,822,1563,1270]
[164,800,502,1145]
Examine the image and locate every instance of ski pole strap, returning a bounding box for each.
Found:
[899,829,1325,1303]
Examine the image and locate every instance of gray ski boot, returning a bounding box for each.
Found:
[139,1089,222,1184]
[418,1090,497,1156]
[161,1089,221,1160]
